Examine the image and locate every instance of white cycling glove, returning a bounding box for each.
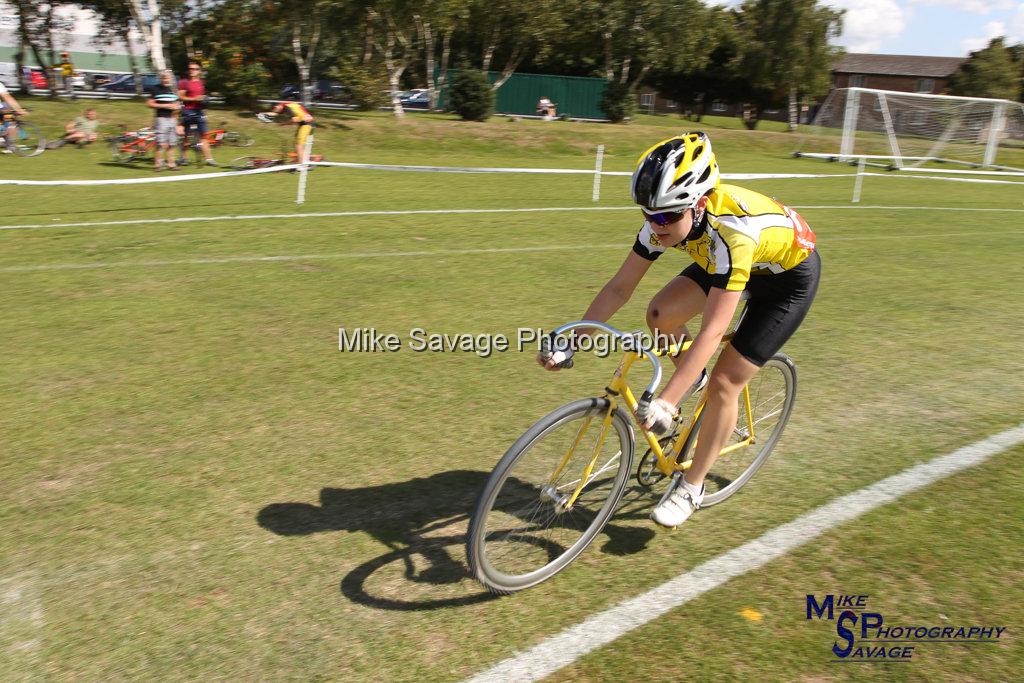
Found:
[538,333,575,369]
[638,397,677,435]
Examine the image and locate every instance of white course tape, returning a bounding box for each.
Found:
[0,164,301,186]
[309,162,855,181]
[1,160,1019,187]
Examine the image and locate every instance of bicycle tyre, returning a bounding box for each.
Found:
[229,155,260,171]
[9,121,46,157]
[467,397,635,594]
[110,138,136,163]
[223,131,254,147]
[699,353,797,507]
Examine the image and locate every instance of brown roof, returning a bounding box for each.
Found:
[833,53,965,78]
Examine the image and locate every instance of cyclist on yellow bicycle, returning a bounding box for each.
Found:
[539,132,820,528]
[0,80,28,152]
[266,100,315,163]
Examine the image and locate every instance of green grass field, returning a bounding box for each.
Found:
[2,97,1022,681]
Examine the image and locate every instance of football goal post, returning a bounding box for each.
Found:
[795,87,1024,171]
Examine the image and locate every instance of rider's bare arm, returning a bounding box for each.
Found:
[657,287,742,405]
[539,251,652,370]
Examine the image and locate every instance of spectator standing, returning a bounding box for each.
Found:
[59,52,75,98]
[147,70,181,171]
[177,61,216,166]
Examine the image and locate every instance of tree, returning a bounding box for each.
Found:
[735,0,843,130]
[949,38,1020,101]
[367,1,420,117]
[11,1,60,92]
[648,7,745,121]
[470,0,566,90]
[413,0,469,109]
[128,0,168,72]
[81,0,145,95]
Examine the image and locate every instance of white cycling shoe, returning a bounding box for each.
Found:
[651,479,704,528]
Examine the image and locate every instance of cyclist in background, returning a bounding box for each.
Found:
[266,100,315,163]
[539,132,820,529]
[0,80,28,153]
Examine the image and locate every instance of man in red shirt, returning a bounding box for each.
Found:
[177,61,216,166]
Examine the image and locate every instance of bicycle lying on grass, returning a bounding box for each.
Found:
[467,305,796,594]
[108,126,156,163]
[1,112,46,157]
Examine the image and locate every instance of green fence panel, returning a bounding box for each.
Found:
[0,46,150,74]
[439,70,608,120]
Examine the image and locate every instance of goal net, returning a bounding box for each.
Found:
[795,87,1024,171]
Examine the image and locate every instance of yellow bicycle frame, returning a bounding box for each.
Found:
[549,334,757,510]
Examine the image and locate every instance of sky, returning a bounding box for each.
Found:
[708,0,1024,57]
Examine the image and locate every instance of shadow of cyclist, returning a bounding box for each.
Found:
[257,470,655,610]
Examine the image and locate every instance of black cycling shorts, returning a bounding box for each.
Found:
[680,249,821,366]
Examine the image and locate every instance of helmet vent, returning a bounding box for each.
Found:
[698,166,712,184]
[693,145,704,159]
[670,171,693,189]
[675,191,690,201]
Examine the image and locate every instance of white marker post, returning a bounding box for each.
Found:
[851,156,866,203]
[592,145,605,202]
[296,131,315,205]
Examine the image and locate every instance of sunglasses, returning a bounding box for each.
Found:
[642,208,686,226]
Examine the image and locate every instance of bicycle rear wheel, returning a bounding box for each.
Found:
[9,122,45,157]
[699,353,797,506]
[467,397,634,594]
[223,131,254,147]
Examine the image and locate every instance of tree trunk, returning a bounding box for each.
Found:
[416,16,435,110]
[603,30,613,81]
[788,87,797,132]
[129,0,166,72]
[434,32,451,110]
[362,22,374,65]
[382,30,405,118]
[492,49,523,91]
[121,23,143,96]
[481,28,498,72]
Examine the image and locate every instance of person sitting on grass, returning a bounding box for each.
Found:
[147,70,181,171]
[49,108,100,148]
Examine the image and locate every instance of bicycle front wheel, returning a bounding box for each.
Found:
[110,138,136,163]
[467,397,635,594]
[229,155,259,171]
[9,122,45,157]
[700,353,797,507]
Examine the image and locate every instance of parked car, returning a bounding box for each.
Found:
[100,73,160,93]
[88,73,115,89]
[279,79,348,102]
[399,89,430,109]
[25,68,48,89]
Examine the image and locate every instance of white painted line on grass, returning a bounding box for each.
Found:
[0,207,636,232]
[2,204,1024,232]
[465,423,1024,683]
[4,229,1023,274]
[0,244,624,273]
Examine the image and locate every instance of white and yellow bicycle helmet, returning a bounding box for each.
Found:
[631,132,720,211]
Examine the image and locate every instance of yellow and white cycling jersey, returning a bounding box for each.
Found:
[633,184,816,291]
